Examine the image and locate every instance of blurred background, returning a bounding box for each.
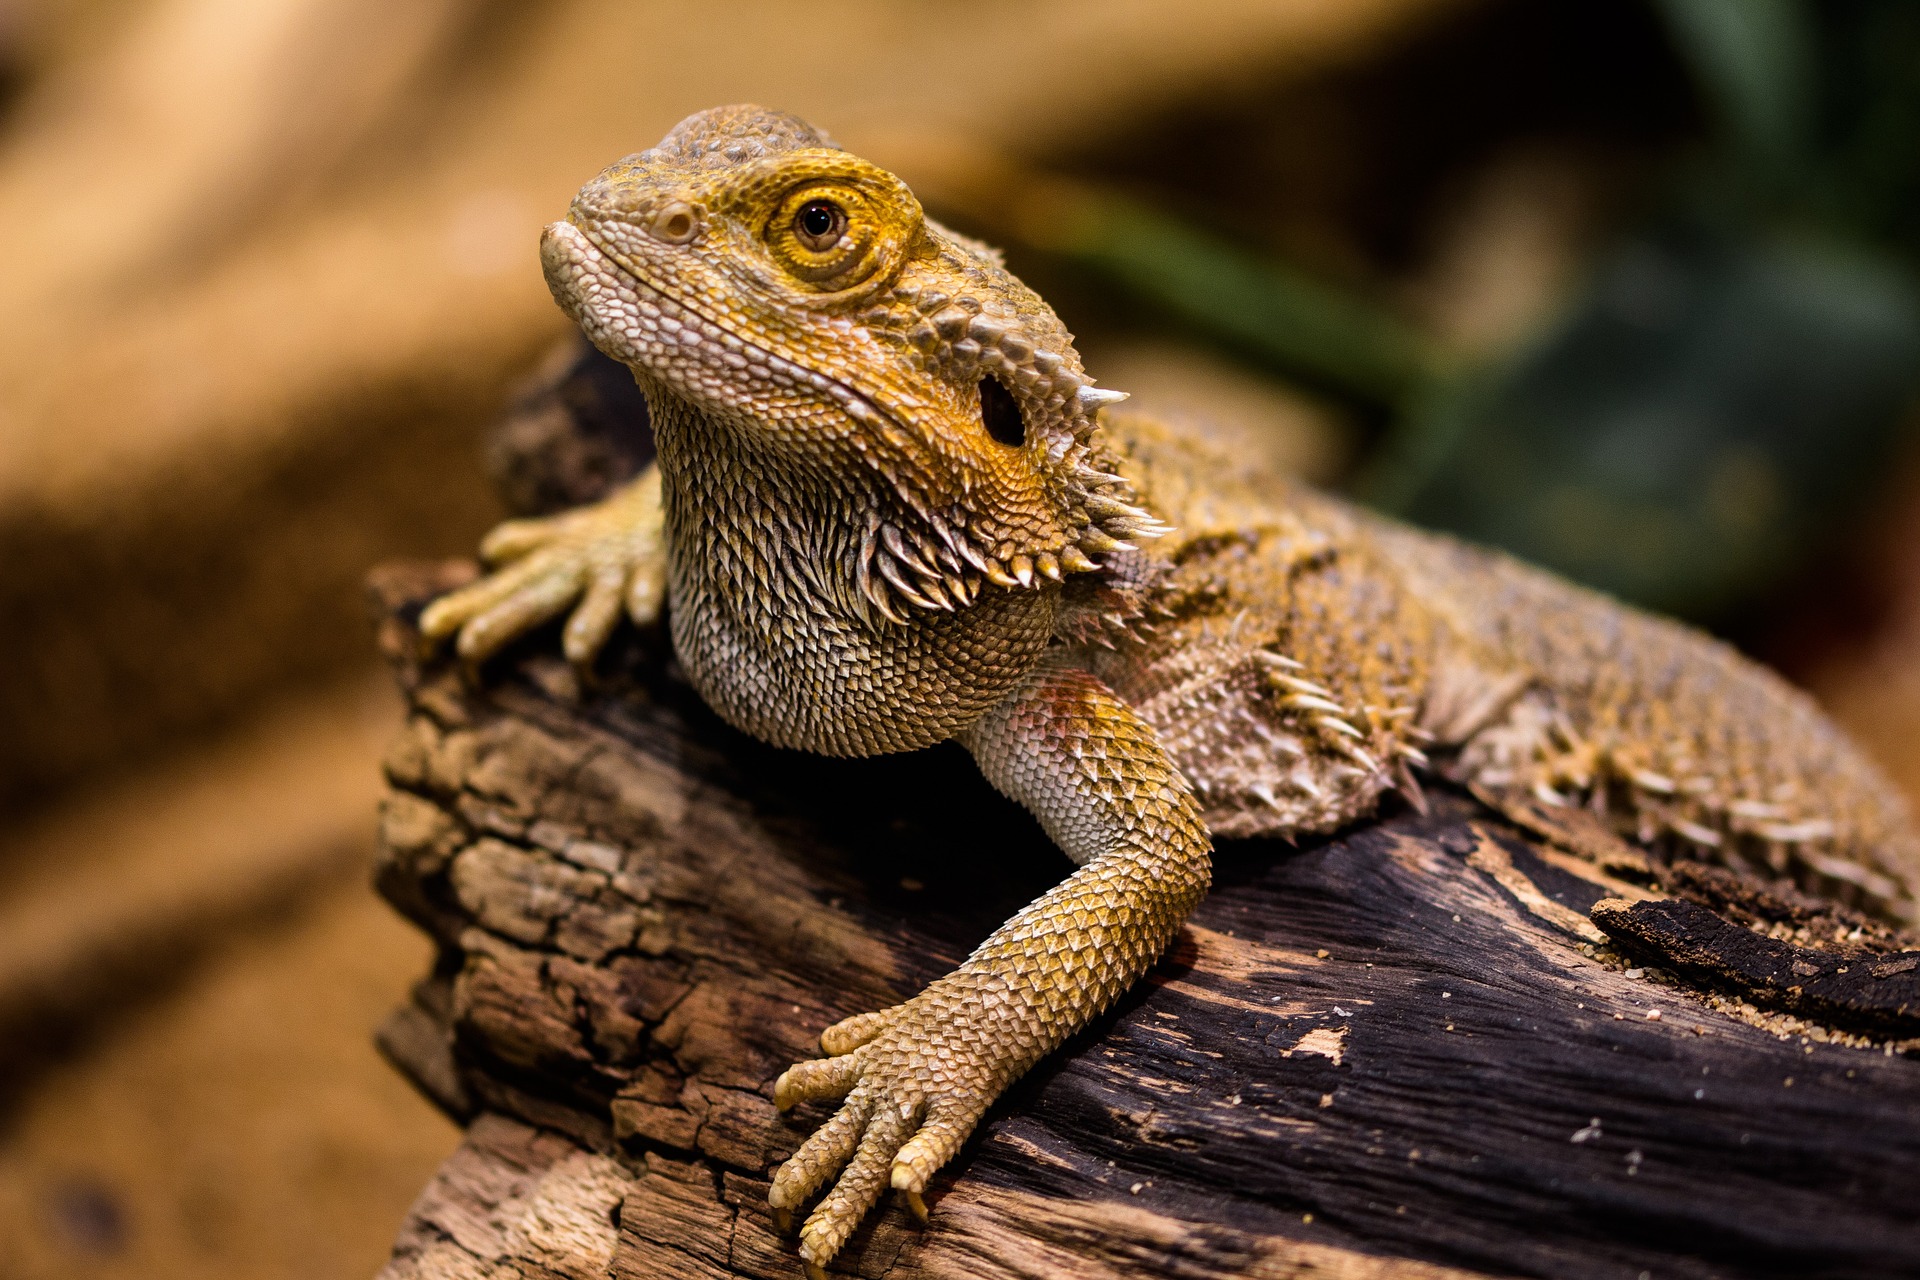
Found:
[0,0,1917,1276]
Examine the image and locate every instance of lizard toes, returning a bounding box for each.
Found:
[624,554,666,627]
[477,513,569,564]
[889,1100,985,1194]
[819,1007,894,1055]
[774,1051,863,1111]
[453,562,585,666]
[418,565,526,646]
[769,1090,871,1213]
[562,563,629,668]
[798,1100,919,1267]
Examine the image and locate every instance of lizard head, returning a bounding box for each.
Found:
[541,103,1162,623]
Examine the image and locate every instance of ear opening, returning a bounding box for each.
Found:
[978,375,1026,448]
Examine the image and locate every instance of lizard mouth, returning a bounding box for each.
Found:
[541,217,905,442]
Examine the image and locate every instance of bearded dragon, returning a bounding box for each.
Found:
[418,105,1920,1276]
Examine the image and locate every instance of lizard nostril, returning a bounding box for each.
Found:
[979,376,1026,448]
[649,202,698,244]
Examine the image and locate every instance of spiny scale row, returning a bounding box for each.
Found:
[852,460,1168,626]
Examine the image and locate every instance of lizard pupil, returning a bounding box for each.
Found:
[979,376,1026,447]
[795,200,843,249]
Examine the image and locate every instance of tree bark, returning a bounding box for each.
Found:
[366,344,1920,1280]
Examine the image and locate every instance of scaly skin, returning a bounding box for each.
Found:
[420,105,1920,1274]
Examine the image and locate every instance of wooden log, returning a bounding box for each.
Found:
[367,347,1920,1280]
[366,583,1920,1279]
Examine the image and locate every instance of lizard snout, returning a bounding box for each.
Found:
[539,219,634,360]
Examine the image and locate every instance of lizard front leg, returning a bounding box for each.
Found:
[419,465,664,667]
[770,656,1213,1274]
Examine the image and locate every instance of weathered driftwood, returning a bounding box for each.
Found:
[368,344,1920,1280]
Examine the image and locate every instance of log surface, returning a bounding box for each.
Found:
[367,564,1920,1280]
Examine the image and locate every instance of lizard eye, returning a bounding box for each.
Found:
[793,199,846,252]
[764,179,902,292]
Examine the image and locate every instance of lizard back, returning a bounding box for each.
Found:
[1095,409,1919,920]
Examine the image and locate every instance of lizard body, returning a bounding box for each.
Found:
[1102,413,1917,903]
[419,105,1920,1275]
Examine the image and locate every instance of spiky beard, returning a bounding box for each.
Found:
[851,415,1169,627]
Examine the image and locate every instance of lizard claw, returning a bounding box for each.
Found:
[769,997,996,1270]
[419,470,664,670]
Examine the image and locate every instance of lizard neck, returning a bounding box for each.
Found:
[645,383,1058,757]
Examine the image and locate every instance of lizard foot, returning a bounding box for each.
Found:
[419,469,664,669]
[770,996,1000,1270]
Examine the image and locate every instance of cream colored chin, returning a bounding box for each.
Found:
[538,219,645,369]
